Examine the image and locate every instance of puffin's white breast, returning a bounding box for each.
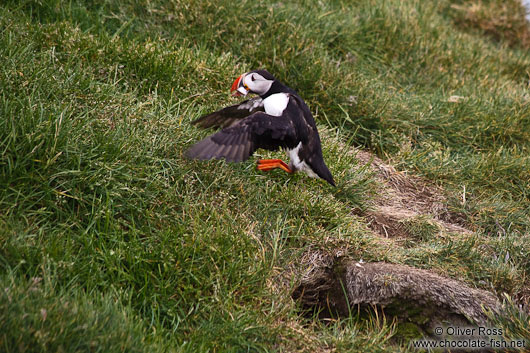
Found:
[263,93,289,117]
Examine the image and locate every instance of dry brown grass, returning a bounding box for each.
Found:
[292,253,502,335]
[355,150,470,239]
[448,0,530,48]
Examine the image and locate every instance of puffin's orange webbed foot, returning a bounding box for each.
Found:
[257,159,293,173]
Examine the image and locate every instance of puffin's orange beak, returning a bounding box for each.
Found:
[230,74,248,96]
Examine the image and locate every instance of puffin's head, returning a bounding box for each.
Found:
[230,70,276,97]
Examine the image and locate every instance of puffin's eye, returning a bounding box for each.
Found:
[251,75,256,81]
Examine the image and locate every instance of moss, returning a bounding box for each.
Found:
[395,322,423,341]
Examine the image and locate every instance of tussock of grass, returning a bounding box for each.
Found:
[1,0,530,351]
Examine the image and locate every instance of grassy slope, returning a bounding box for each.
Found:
[1,0,529,352]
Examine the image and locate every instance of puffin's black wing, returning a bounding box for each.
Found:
[191,97,264,129]
[186,111,298,162]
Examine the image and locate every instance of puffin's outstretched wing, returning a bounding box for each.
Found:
[191,97,264,130]
[186,111,298,162]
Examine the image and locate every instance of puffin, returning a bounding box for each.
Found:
[186,69,335,186]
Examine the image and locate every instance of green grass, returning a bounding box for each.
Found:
[1,0,529,351]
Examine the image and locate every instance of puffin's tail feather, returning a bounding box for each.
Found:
[310,159,335,187]
[320,167,336,187]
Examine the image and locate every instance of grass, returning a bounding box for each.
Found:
[447,0,530,48]
[1,0,529,351]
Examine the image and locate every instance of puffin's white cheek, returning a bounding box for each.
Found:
[237,86,249,95]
